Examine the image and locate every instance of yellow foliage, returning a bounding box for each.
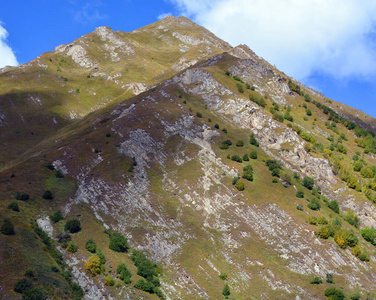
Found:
[316,226,330,239]
[334,230,347,249]
[85,255,101,276]
[351,245,361,257]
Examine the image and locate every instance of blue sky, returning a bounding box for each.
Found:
[1,0,376,118]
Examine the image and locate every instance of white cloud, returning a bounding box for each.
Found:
[170,0,376,81]
[73,2,107,24]
[0,23,18,68]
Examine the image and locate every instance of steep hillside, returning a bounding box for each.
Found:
[0,16,231,169]
[1,16,376,300]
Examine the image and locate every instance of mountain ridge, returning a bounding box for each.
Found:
[1,16,376,300]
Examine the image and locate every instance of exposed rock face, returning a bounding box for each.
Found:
[55,44,95,68]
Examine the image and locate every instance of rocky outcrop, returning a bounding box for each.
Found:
[55,44,95,68]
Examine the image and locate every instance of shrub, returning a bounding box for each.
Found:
[334,229,358,249]
[235,180,245,191]
[96,249,106,264]
[306,108,312,116]
[310,277,322,284]
[109,232,129,252]
[196,112,203,118]
[105,276,114,286]
[222,284,230,297]
[85,255,101,276]
[15,192,29,201]
[236,83,244,93]
[344,210,360,228]
[296,191,304,198]
[250,151,257,159]
[50,210,63,223]
[85,239,97,253]
[324,287,345,300]
[14,278,33,293]
[1,218,15,235]
[236,140,244,147]
[232,176,239,185]
[296,204,303,211]
[222,128,228,133]
[24,269,35,278]
[219,272,228,280]
[361,227,376,246]
[249,134,259,146]
[7,202,19,212]
[272,178,278,183]
[67,241,78,253]
[42,190,54,200]
[56,232,71,243]
[307,199,320,210]
[326,273,334,283]
[64,219,81,233]
[231,155,243,163]
[350,293,361,300]
[45,162,55,170]
[308,216,317,225]
[328,200,340,214]
[117,263,132,283]
[316,226,332,239]
[215,124,219,129]
[242,171,253,181]
[219,143,229,150]
[223,139,232,146]
[135,279,154,293]
[302,176,314,189]
[243,154,249,161]
[131,250,158,280]
[22,287,48,300]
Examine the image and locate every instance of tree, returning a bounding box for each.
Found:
[7,202,19,212]
[307,199,321,211]
[64,219,81,233]
[109,232,129,252]
[302,176,314,189]
[1,218,15,235]
[42,190,54,200]
[328,200,339,214]
[50,210,63,223]
[235,181,245,191]
[85,255,101,276]
[85,239,97,253]
[236,140,244,147]
[222,284,230,297]
[296,191,304,198]
[249,134,259,147]
[250,151,257,159]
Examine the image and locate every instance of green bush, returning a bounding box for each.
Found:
[344,210,360,228]
[310,276,322,284]
[64,219,81,233]
[22,287,48,300]
[223,140,232,146]
[249,134,259,147]
[302,176,314,189]
[219,272,228,280]
[235,180,245,191]
[222,284,230,297]
[326,273,334,283]
[42,190,54,200]
[296,204,303,211]
[306,108,312,116]
[236,140,244,147]
[105,276,114,286]
[242,172,253,181]
[243,154,249,161]
[1,218,15,235]
[85,239,97,253]
[215,124,219,129]
[350,292,361,300]
[307,199,321,210]
[296,191,304,198]
[328,200,339,214]
[14,278,33,293]
[250,151,257,159]
[117,263,132,283]
[324,287,345,300]
[236,83,244,93]
[7,202,19,212]
[231,155,243,163]
[96,249,106,264]
[67,241,78,253]
[135,279,154,293]
[196,112,203,118]
[56,232,71,243]
[15,192,29,201]
[109,232,129,252]
[50,210,63,223]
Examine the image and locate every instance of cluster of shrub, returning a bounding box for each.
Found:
[84,239,106,277]
[131,250,164,298]
[314,217,369,261]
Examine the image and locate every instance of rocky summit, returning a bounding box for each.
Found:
[1,16,376,300]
